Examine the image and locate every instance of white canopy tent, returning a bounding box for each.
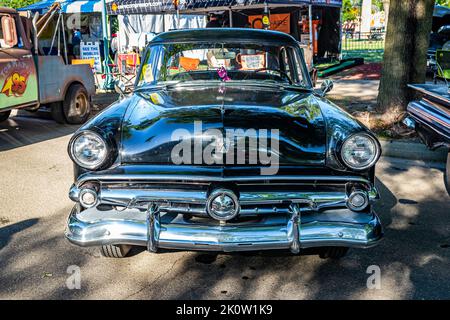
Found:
[117,14,206,52]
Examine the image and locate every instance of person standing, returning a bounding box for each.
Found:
[206,13,221,28]
[72,28,82,58]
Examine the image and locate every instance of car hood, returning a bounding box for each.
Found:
[119,83,327,167]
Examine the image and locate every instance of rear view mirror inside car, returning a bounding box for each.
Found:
[213,51,236,60]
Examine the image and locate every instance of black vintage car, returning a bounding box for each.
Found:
[65,29,383,259]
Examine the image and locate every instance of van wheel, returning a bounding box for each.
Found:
[50,102,66,124]
[318,247,349,259]
[100,245,131,258]
[0,110,11,122]
[445,151,450,196]
[63,84,91,124]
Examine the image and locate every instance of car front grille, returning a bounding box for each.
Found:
[70,176,378,218]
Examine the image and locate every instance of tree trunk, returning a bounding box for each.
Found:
[376,0,435,126]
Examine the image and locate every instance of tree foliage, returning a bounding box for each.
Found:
[0,0,39,9]
[343,0,387,22]
[436,0,450,7]
[343,0,360,22]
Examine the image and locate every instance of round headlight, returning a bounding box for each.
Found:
[70,131,108,170]
[341,134,380,170]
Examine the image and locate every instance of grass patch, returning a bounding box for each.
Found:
[342,50,384,63]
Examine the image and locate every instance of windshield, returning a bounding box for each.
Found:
[138,42,311,88]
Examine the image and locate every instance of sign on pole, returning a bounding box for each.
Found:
[80,42,102,73]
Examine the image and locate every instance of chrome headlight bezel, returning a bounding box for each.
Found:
[340,133,381,170]
[69,131,109,170]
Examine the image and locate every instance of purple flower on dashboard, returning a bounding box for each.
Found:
[217,66,231,82]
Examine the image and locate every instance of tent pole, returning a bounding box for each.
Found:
[101,0,113,90]
[162,13,165,32]
[308,4,313,54]
[264,2,269,30]
[61,14,68,64]
[57,18,60,56]
[339,4,343,60]
[49,12,61,56]
[229,8,233,27]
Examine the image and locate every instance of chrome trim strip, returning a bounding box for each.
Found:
[69,186,378,212]
[74,174,373,187]
[408,101,450,130]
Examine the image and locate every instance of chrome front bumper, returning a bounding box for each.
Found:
[65,172,383,253]
[65,204,383,253]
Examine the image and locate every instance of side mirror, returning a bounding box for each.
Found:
[320,79,334,96]
[1,15,18,48]
[114,79,127,98]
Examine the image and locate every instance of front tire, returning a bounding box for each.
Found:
[445,151,450,196]
[0,110,11,122]
[63,84,91,124]
[318,247,349,259]
[50,102,66,124]
[100,245,131,258]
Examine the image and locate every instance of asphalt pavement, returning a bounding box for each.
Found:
[0,113,449,300]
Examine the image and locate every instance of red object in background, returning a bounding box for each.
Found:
[301,18,320,55]
[332,63,382,81]
[312,20,320,55]
[118,53,139,74]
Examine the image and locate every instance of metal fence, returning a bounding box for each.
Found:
[341,31,386,62]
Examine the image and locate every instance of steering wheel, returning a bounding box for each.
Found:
[253,68,293,85]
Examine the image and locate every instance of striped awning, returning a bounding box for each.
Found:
[18,0,102,14]
[434,5,450,18]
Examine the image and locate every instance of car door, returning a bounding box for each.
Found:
[0,13,38,111]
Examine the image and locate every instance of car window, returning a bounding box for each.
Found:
[290,47,308,87]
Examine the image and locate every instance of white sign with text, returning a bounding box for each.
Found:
[80,41,102,73]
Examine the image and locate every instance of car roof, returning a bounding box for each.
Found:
[150,28,298,46]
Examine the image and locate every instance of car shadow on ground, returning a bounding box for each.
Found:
[0,116,78,152]
[0,93,118,153]
[0,218,38,251]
